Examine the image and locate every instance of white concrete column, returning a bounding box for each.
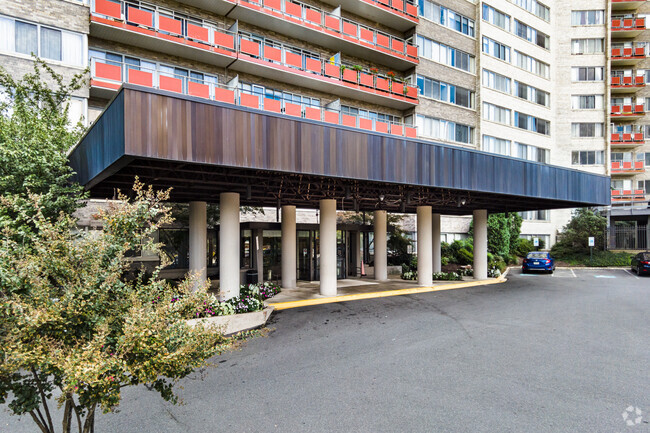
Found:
[281,205,297,289]
[432,213,442,273]
[473,209,488,280]
[189,201,207,290]
[373,210,388,281]
[219,192,240,300]
[319,199,337,296]
[417,206,433,286]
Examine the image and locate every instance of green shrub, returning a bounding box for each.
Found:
[432,272,462,281]
[514,238,535,257]
[441,256,449,266]
[555,251,632,267]
[456,247,474,265]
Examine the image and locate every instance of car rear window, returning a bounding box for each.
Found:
[642,253,650,260]
[527,252,547,259]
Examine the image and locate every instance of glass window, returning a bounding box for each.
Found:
[571,38,605,55]
[571,10,604,25]
[416,114,474,144]
[419,0,475,37]
[15,20,37,56]
[571,151,604,165]
[482,4,510,31]
[417,74,473,108]
[40,27,62,61]
[571,123,604,137]
[482,69,511,93]
[417,35,475,72]
[482,37,510,62]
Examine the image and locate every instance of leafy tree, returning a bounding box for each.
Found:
[469,213,522,257]
[0,181,229,433]
[0,59,88,238]
[551,208,607,258]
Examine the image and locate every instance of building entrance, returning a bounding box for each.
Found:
[297,230,347,281]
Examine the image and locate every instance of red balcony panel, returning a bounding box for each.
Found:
[305,57,321,73]
[623,189,632,195]
[285,51,303,68]
[325,16,340,31]
[635,161,644,169]
[393,0,404,11]
[635,47,645,56]
[612,48,622,57]
[285,1,302,18]
[634,133,644,141]
[159,15,182,35]
[95,62,121,81]
[635,76,645,85]
[375,121,388,133]
[159,75,182,93]
[241,93,260,109]
[359,72,373,87]
[360,28,374,43]
[240,39,260,56]
[612,133,621,141]
[187,23,210,43]
[215,31,235,50]
[343,21,357,36]
[359,118,373,130]
[265,0,281,10]
[304,106,320,120]
[634,189,644,195]
[612,19,621,28]
[624,47,633,56]
[127,6,153,27]
[612,162,621,169]
[391,39,404,53]
[377,0,389,5]
[623,161,633,169]
[638,18,646,27]
[612,105,621,113]
[305,8,321,24]
[623,76,633,85]
[407,85,417,98]
[406,3,418,18]
[285,102,301,117]
[342,114,356,127]
[342,69,358,83]
[325,63,340,78]
[127,69,153,87]
[188,81,209,99]
[623,133,632,141]
[95,0,121,19]
[264,45,282,62]
[406,44,418,58]
[405,126,416,137]
[264,98,282,113]
[376,77,389,92]
[612,190,621,196]
[612,76,621,85]
[214,88,235,104]
[623,18,633,27]
[391,81,404,94]
[390,124,403,136]
[324,111,338,123]
[376,33,390,48]
[634,104,644,112]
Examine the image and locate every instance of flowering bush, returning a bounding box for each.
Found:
[401,270,417,280]
[432,272,462,281]
[176,282,282,318]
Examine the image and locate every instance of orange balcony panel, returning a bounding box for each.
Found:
[95,0,121,19]
[324,63,340,78]
[638,18,646,27]
[342,114,357,127]
[264,98,282,113]
[305,57,321,73]
[241,93,260,109]
[285,102,301,117]
[376,33,390,48]
[127,69,152,87]
[612,133,621,141]
[159,75,182,93]
[305,8,321,24]
[214,88,235,104]
[342,69,358,83]
[406,85,417,98]
[159,15,182,35]
[623,18,633,27]
[187,23,210,43]
[359,118,373,130]
[325,16,340,31]
[95,62,121,81]
[265,0,281,10]
[343,21,357,36]
[635,161,644,169]
[214,32,235,50]
[304,106,320,120]
[624,47,633,56]
[376,77,389,92]
[635,47,645,56]
[375,121,388,133]
[612,162,621,169]
[623,76,633,84]
[324,111,339,123]
[612,76,621,85]
[240,39,260,56]
[612,190,621,196]
[393,0,404,11]
[127,6,153,27]
[612,19,622,27]
[405,126,416,137]
[285,1,302,18]
[635,76,645,84]
[634,133,644,141]
[390,124,403,135]
[623,133,632,141]
[634,189,644,195]
[623,161,632,169]
[623,189,632,195]
[634,104,644,112]
[391,81,404,94]
[407,44,418,58]
[286,51,303,68]
[612,48,622,57]
[377,0,389,6]
[264,45,282,62]
[392,39,404,53]
[360,28,374,43]
[188,81,209,99]
[612,105,621,113]
[359,72,373,87]
[406,3,418,18]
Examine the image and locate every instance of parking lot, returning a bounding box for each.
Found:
[510,266,644,280]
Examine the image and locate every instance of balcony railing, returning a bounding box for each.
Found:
[611,189,646,202]
[611,75,645,91]
[612,16,646,30]
[611,104,645,117]
[611,46,646,63]
[90,58,418,138]
[611,132,645,145]
[611,161,645,173]
[91,0,418,107]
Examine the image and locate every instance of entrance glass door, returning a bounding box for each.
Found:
[297,230,311,281]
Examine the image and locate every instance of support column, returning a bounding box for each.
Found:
[219,192,240,300]
[417,206,433,286]
[473,209,488,280]
[189,201,207,291]
[281,205,297,289]
[432,213,442,273]
[374,210,388,281]
[319,199,337,296]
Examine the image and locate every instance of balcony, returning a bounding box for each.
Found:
[317,0,417,31]
[611,75,645,93]
[90,0,418,109]
[89,59,418,138]
[611,189,646,202]
[611,0,646,11]
[611,17,646,38]
[611,161,645,174]
[611,46,646,66]
[611,132,645,148]
[611,104,645,119]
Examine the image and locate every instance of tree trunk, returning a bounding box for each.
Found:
[62,394,73,433]
[82,404,96,433]
[29,410,49,433]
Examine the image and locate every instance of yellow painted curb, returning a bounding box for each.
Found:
[268,275,507,310]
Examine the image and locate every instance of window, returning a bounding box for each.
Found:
[419,0,475,37]
[571,151,605,165]
[482,37,510,62]
[416,75,474,108]
[514,142,550,163]
[483,102,511,125]
[512,0,550,22]
[571,39,604,55]
[66,97,86,127]
[416,114,474,144]
[571,123,604,137]
[341,105,400,123]
[571,10,604,25]
[514,112,550,135]
[482,69,511,93]
[514,51,549,78]
[417,35,475,72]
[571,67,604,81]
[514,81,549,106]
[514,20,550,49]
[15,20,37,56]
[482,135,511,156]
[571,95,604,110]
[482,4,510,31]
[520,210,549,221]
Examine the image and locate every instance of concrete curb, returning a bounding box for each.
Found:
[185,306,274,335]
[269,277,507,311]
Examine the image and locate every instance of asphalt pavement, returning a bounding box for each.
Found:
[1,269,648,433]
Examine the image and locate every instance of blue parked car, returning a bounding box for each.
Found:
[522,252,555,274]
[631,252,650,275]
